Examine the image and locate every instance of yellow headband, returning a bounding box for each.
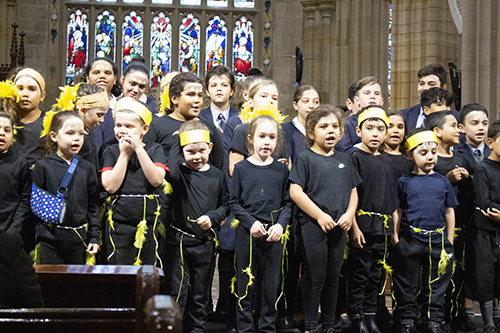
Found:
[15,68,45,91]
[407,131,438,151]
[76,91,109,110]
[358,107,389,128]
[179,130,211,146]
[115,97,152,125]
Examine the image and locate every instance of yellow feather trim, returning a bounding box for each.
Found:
[52,83,82,112]
[107,207,115,231]
[238,102,253,123]
[380,259,393,275]
[230,275,237,294]
[162,179,173,195]
[160,86,170,114]
[242,266,255,286]
[40,110,58,138]
[134,220,148,248]
[86,253,96,265]
[238,102,287,124]
[281,225,290,244]
[438,249,449,276]
[0,80,20,102]
[158,222,166,238]
[231,218,240,228]
[30,243,41,265]
[134,256,142,266]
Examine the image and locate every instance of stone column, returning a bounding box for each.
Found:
[301,0,319,87]
[461,0,500,120]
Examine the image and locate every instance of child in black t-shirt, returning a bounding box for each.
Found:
[165,120,229,332]
[230,115,292,332]
[392,128,457,333]
[100,97,167,266]
[348,106,396,333]
[290,105,361,333]
[470,120,500,333]
[383,109,413,182]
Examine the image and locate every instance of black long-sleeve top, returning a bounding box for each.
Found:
[473,158,500,231]
[167,136,229,245]
[0,149,31,234]
[144,115,224,170]
[32,153,100,243]
[230,159,292,231]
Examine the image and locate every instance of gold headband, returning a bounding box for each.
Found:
[15,68,45,91]
[179,130,211,146]
[358,107,389,128]
[115,97,152,125]
[407,131,438,151]
[76,91,109,110]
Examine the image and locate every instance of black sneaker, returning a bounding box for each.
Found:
[335,316,352,333]
[460,314,476,332]
[377,306,394,332]
[395,324,415,333]
[416,320,442,333]
[483,326,499,333]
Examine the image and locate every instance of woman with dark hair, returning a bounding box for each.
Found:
[119,57,157,114]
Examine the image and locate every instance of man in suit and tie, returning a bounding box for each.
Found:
[199,65,239,136]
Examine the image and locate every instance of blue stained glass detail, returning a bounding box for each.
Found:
[122,11,143,71]
[233,16,253,81]
[150,13,172,87]
[95,10,116,61]
[66,9,88,85]
[206,15,227,70]
[179,13,200,75]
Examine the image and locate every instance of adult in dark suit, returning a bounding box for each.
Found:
[0,231,43,308]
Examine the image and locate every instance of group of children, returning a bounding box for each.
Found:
[0,61,499,333]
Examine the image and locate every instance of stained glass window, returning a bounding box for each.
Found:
[95,10,116,61]
[151,0,172,3]
[207,0,227,7]
[66,9,88,85]
[180,0,201,5]
[235,0,254,8]
[179,13,200,75]
[233,16,253,81]
[150,12,172,87]
[206,15,226,71]
[122,11,143,70]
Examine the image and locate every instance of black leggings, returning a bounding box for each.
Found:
[301,222,346,331]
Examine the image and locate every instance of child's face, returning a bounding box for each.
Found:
[354,83,383,108]
[409,142,438,174]
[248,85,279,110]
[459,111,488,147]
[435,115,459,146]
[0,117,13,153]
[182,142,213,171]
[171,82,204,121]
[357,119,387,152]
[16,76,45,113]
[86,60,116,94]
[248,120,278,161]
[309,114,341,154]
[120,71,148,100]
[114,112,148,141]
[80,105,109,130]
[207,75,233,105]
[293,90,320,122]
[418,74,442,97]
[487,135,500,162]
[50,117,85,160]
[385,115,405,149]
[424,101,450,115]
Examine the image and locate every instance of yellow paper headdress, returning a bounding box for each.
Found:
[115,97,152,125]
[239,102,287,124]
[76,91,109,110]
[179,129,211,146]
[14,68,45,91]
[0,80,20,102]
[357,107,390,128]
[407,131,438,151]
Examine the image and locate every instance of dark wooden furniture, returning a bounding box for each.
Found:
[0,265,182,333]
[0,23,25,81]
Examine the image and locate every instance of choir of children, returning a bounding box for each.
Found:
[1,62,498,333]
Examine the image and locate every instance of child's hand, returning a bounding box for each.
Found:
[87,243,99,254]
[267,224,283,242]
[119,136,134,155]
[250,221,267,238]
[197,215,212,230]
[127,134,144,152]
[350,225,365,248]
[337,213,353,231]
[446,165,468,183]
[317,213,336,233]
[482,208,500,222]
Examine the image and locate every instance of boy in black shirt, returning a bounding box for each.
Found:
[348,106,396,333]
[165,120,229,332]
[470,121,500,333]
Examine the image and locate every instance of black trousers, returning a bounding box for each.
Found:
[217,249,236,320]
[392,235,454,324]
[235,227,283,333]
[300,222,346,331]
[348,235,386,315]
[37,224,88,264]
[165,239,215,333]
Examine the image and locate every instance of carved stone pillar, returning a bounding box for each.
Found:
[462,0,500,120]
[301,0,319,87]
